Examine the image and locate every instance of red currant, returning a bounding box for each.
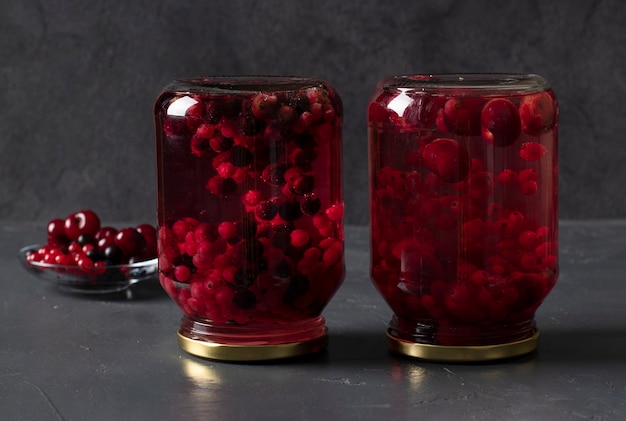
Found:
[519,142,547,161]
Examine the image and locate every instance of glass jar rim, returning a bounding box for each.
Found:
[377,73,551,95]
[163,76,327,95]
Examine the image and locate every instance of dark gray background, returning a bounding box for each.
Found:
[1,0,623,225]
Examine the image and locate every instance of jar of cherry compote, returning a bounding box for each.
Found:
[154,77,345,361]
[368,74,558,361]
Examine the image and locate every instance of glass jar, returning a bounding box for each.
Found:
[154,77,344,361]
[368,74,558,361]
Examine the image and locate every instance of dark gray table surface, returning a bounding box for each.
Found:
[2,220,625,420]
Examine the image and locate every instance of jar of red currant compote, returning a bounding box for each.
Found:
[368,74,558,362]
[154,77,344,361]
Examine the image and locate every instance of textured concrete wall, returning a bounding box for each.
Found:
[1,0,623,224]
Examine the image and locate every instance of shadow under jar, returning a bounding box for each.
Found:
[154,77,344,361]
[368,74,558,362]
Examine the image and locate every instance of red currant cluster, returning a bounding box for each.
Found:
[369,79,558,346]
[155,79,345,330]
[26,210,157,272]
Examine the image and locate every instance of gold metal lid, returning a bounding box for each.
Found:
[387,331,539,362]
[177,330,328,362]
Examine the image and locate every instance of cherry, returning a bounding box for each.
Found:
[368,90,404,126]
[114,228,146,259]
[64,210,101,241]
[442,97,484,136]
[95,226,118,241]
[47,218,69,246]
[480,98,521,146]
[422,138,470,183]
[403,95,442,129]
[519,91,556,135]
[136,223,158,258]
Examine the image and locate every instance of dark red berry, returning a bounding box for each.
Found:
[104,245,124,265]
[278,199,303,221]
[229,145,254,167]
[255,200,278,221]
[283,275,309,304]
[85,247,104,262]
[77,233,97,246]
[272,259,292,278]
[287,92,311,114]
[233,289,256,309]
[300,193,322,215]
